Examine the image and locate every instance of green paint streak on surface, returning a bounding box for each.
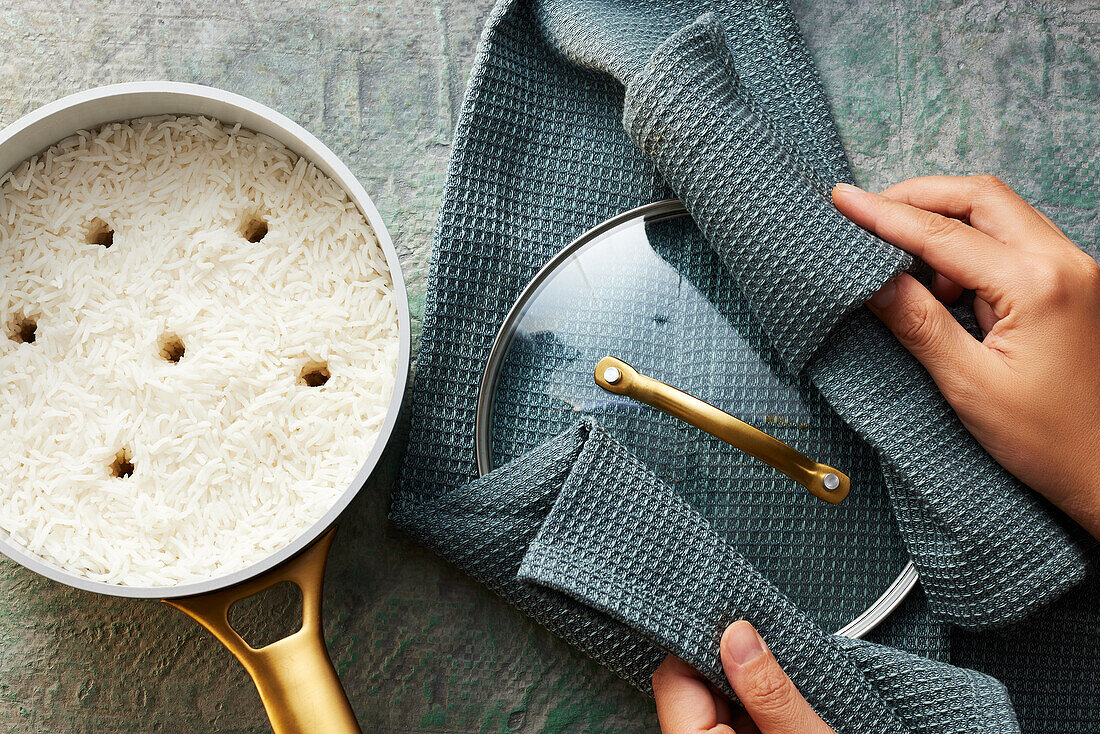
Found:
[540,699,619,734]
[420,707,449,727]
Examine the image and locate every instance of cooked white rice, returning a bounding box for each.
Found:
[0,115,399,586]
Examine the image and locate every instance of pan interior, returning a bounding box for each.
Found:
[0,84,410,598]
[482,206,911,633]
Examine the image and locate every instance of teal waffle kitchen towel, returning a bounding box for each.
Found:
[391,0,1099,731]
[401,419,1017,734]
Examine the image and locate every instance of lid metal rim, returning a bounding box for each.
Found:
[473,199,918,639]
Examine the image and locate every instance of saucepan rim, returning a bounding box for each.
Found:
[0,81,411,599]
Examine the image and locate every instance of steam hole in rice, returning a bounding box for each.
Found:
[299,360,330,387]
[110,448,134,478]
[241,216,269,243]
[158,333,186,363]
[86,218,114,248]
[8,313,37,344]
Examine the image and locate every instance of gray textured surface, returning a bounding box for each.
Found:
[0,1,1097,732]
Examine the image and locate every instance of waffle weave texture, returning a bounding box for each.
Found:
[487,211,914,633]
[391,0,1099,731]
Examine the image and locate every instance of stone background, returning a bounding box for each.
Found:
[0,0,1096,731]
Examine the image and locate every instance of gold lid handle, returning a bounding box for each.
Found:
[594,356,850,504]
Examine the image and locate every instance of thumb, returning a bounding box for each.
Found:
[865,273,991,403]
[720,622,835,734]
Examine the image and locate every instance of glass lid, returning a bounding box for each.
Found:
[476,200,916,637]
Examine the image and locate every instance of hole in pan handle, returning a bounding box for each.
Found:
[594,356,851,504]
[165,527,362,734]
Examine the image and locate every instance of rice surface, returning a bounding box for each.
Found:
[0,115,399,586]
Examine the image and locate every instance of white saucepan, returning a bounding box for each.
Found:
[0,81,411,734]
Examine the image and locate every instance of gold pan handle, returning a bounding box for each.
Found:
[594,356,850,504]
[165,527,361,734]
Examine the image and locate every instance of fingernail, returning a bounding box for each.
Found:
[868,279,897,309]
[833,182,865,195]
[722,621,764,667]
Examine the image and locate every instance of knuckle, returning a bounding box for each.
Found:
[1026,259,1072,305]
[916,210,959,243]
[742,664,797,716]
[1079,256,1100,288]
[894,297,941,353]
[973,174,1011,198]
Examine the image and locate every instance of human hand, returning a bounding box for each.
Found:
[832,176,1100,538]
[652,621,836,734]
